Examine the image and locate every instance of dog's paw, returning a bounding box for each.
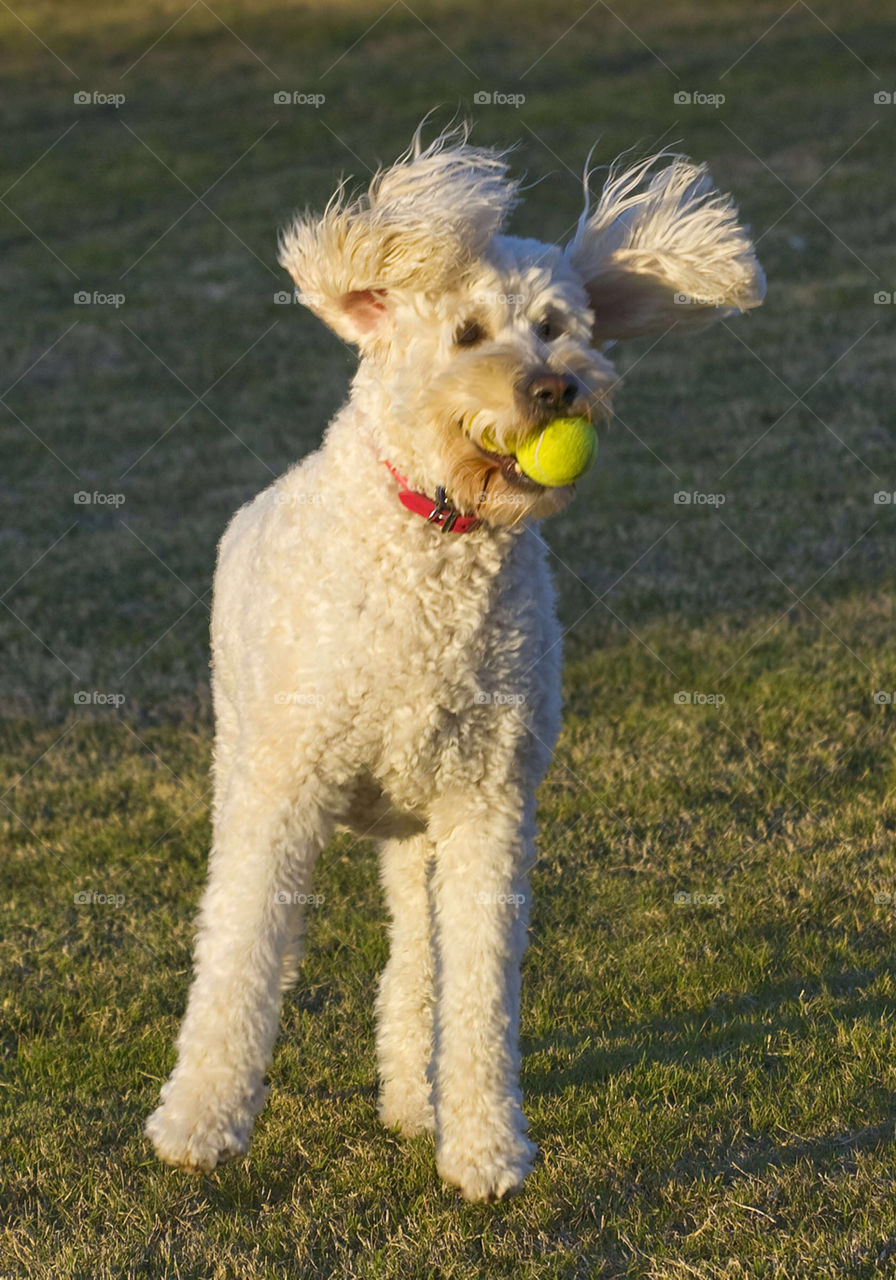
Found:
[378,1080,436,1137]
[145,1075,263,1172]
[436,1131,536,1201]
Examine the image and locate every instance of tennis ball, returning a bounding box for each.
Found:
[480,426,499,452]
[515,417,596,487]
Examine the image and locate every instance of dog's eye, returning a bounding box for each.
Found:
[536,318,560,341]
[455,320,486,347]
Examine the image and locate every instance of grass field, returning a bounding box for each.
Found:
[2,1,896,1275]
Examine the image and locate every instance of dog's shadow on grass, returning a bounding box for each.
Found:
[525,964,896,1088]
[523,962,896,1185]
[138,965,895,1215]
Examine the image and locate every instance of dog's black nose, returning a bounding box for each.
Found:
[525,374,578,412]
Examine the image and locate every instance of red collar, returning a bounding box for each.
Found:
[382,460,482,534]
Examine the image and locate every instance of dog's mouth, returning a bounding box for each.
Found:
[447,414,590,525]
[473,440,547,492]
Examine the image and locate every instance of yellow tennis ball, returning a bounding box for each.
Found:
[480,426,499,452]
[515,417,596,487]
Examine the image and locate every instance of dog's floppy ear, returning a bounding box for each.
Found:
[564,154,765,345]
[278,126,519,348]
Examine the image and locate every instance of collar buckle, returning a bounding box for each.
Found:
[382,461,481,535]
[426,487,460,533]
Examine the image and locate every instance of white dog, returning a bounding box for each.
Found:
[146,126,764,1201]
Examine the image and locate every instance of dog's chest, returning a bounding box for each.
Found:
[348,535,556,802]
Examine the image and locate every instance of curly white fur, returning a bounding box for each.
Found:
[278,124,520,346]
[146,127,764,1201]
[566,152,766,339]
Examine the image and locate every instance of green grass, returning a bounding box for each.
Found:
[3,1,896,1275]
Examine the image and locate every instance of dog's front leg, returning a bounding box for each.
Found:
[146,768,330,1172]
[376,832,436,1136]
[428,793,536,1201]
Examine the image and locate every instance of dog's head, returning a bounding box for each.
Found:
[279,126,765,527]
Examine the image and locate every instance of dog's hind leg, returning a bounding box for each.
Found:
[146,757,333,1172]
[375,832,436,1136]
